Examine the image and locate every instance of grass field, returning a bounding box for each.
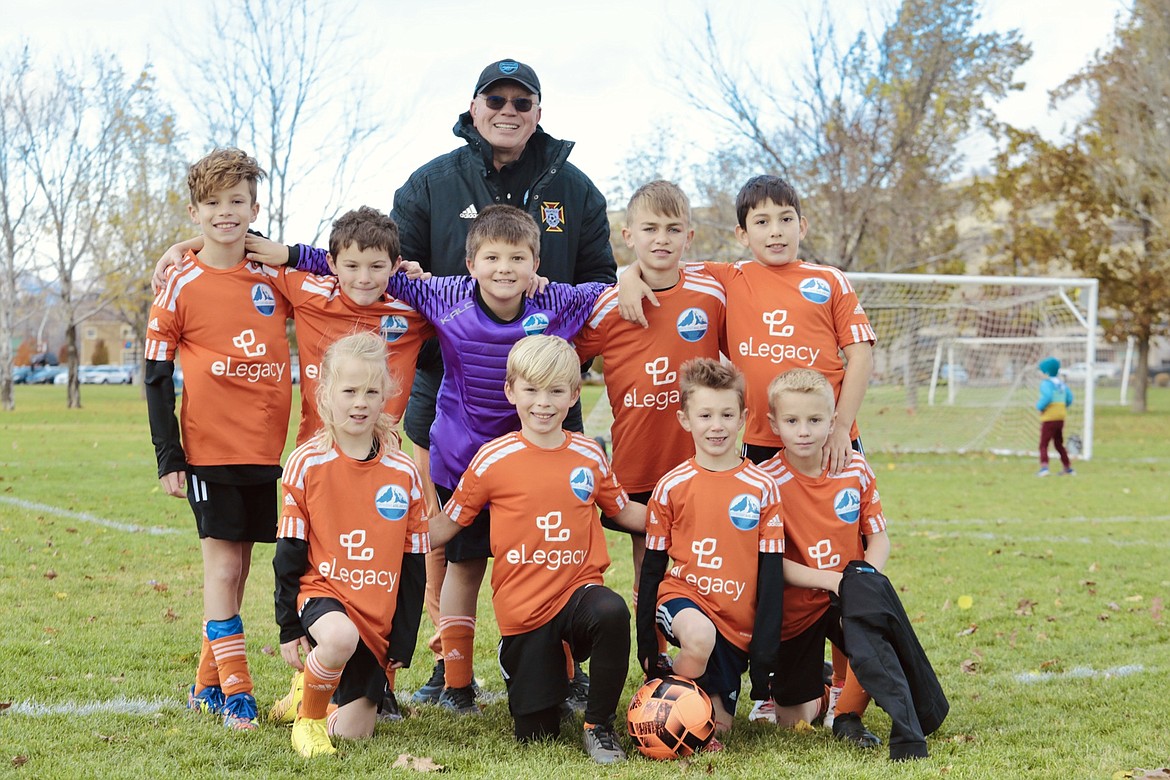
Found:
[2,384,1169,778]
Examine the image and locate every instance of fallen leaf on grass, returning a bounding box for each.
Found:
[95,733,128,743]
[392,754,447,773]
[44,570,57,580]
[1133,770,1170,779]
[1098,613,1112,622]
[792,720,816,733]
[43,626,57,635]
[1039,658,1062,672]
[956,624,978,637]
[1088,562,1099,573]
[1014,599,1037,616]
[950,733,977,743]
[957,595,973,610]
[12,755,28,767]
[960,659,979,674]
[152,582,169,593]
[1152,597,1163,624]
[162,608,178,622]
[1107,602,1121,611]
[261,645,276,656]
[1125,594,1144,603]
[0,701,11,711]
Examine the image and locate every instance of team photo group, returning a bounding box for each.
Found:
[145,57,947,765]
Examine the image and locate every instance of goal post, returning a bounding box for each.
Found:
[847,273,1099,460]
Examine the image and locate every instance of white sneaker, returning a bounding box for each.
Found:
[823,684,844,729]
[748,698,776,724]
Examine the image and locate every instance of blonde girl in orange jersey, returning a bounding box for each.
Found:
[272,332,429,758]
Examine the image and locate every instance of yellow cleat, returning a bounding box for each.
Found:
[291,716,336,758]
[269,671,304,724]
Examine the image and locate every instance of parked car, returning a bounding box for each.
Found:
[939,363,968,384]
[82,365,133,384]
[1062,362,1121,383]
[29,365,66,384]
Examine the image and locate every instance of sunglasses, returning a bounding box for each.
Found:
[481,95,536,113]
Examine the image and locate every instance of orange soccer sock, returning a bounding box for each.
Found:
[830,645,848,688]
[834,665,872,717]
[439,616,476,689]
[194,627,219,692]
[301,650,344,720]
[207,616,252,697]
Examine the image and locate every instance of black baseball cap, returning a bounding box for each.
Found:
[473,59,541,98]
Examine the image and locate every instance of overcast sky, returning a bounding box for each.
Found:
[3,0,1129,241]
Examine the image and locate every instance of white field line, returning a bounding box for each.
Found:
[3,696,174,717]
[1014,664,1144,684]
[0,496,181,535]
[906,515,1170,527]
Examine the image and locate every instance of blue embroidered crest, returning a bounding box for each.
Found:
[541,202,565,233]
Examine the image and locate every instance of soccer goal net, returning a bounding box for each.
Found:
[848,273,1099,460]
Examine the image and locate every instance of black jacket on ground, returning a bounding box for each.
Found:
[838,561,949,761]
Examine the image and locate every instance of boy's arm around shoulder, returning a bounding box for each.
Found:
[427,509,463,548]
[749,552,785,701]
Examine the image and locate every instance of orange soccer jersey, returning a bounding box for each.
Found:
[144,251,292,466]
[444,431,628,636]
[759,450,886,640]
[279,438,430,664]
[697,260,876,447]
[646,458,784,652]
[267,270,433,444]
[575,269,727,493]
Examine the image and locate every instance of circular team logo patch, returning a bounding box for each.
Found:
[380,315,409,343]
[522,313,550,336]
[834,488,861,524]
[728,494,761,530]
[569,467,595,502]
[799,278,831,305]
[251,284,277,316]
[676,307,709,343]
[375,484,410,521]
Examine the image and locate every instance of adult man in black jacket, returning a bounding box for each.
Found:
[391,58,616,710]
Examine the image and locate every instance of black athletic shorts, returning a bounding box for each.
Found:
[772,605,844,707]
[656,597,749,715]
[600,490,650,535]
[300,597,385,708]
[435,484,492,562]
[186,470,277,543]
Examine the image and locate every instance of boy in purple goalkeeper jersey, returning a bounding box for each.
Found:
[293,205,606,712]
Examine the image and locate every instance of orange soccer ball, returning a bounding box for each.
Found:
[626,675,715,759]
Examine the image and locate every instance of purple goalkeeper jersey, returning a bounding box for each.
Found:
[384,273,607,490]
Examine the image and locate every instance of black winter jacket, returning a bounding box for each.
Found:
[838,561,949,761]
[390,113,616,285]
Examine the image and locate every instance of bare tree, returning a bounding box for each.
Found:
[183,0,385,243]
[14,53,139,408]
[677,1,1030,271]
[0,48,39,410]
[96,67,190,388]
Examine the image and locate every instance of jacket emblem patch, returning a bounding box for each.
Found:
[541,201,565,233]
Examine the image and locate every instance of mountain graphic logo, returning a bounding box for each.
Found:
[799,278,831,305]
[251,284,277,316]
[569,467,595,502]
[380,315,409,343]
[834,488,861,524]
[676,307,709,342]
[522,313,550,336]
[728,494,760,530]
[375,484,410,521]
